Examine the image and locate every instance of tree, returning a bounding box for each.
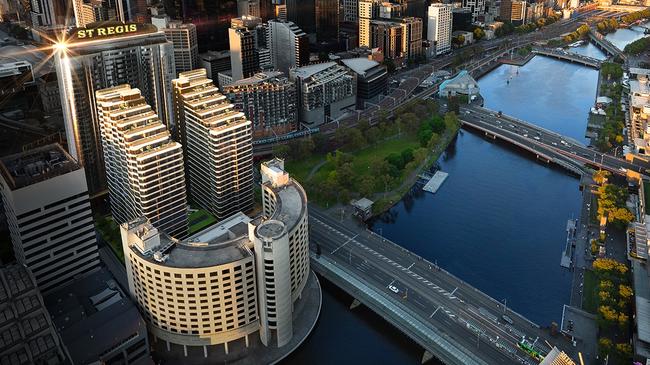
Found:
[313,133,330,153]
[398,112,420,134]
[427,132,440,149]
[336,163,355,188]
[444,112,459,131]
[593,170,611,185]
[448,96,460,114]
[382,58,396,73]
[473,27,485,40]
[619,284,633,300]
[453,34,465,46]
[366,126,381,145]
[358,175,376,197]
[346,127,367,150]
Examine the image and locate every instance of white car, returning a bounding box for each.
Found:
[388,285,399,293]
[533,136,540,140]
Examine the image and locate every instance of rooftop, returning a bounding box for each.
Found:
[44,267,147,365]
[229,71,286,86]
[291,61,337,79]
[0,143,79,191]
[0,45,53,78]
[263,178,307,234]
[341,57,380,76]
[133,212,254,268]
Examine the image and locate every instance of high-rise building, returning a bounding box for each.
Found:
[238,0,261,16]
[401,17,422,60]
[152,16,199,76]
[267,19,309,75]
[30,0,56,28]
[428,3,453,55]
[223,71,298,139]
[0,144,101,293]
[286,0,316,34]
[315,0,339,43]
[72,0,125,27]
[359,0,380,47]
[343,0,358,21]
[53,23,176,195]
[462,0,485,22]
[0,264,65,364]
[290,62,356,125]
[179,0,238,51]
[499,0,512,21]
[172,69,254,220]
[510,0,526,24]
[370,20,404,59]
[200,50,231,80]
[95,85,188,238]
[229,16,262,81]
[120,158,310,351]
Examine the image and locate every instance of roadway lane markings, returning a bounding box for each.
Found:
[330,234,358,254]
[430,306,442,318]
[407,262,415,270]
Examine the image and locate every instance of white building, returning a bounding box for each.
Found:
[152,16,199,76]
[172,69,254,220]
[96,85,188,238]
[267,19,309,75]
[290,62,356,125]
[428,4,453,56]
[359,0,380,47]
[462,0,486,22]
[238,0,260,17]
[0,144,101,293]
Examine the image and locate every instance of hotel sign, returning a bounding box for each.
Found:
[71,23,158,41]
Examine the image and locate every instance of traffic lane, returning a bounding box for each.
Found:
[314,236,521,364]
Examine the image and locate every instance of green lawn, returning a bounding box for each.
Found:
[188,209,217,234]
[583,270,599,314]
[285,155,325,183]
[96,216,124,262]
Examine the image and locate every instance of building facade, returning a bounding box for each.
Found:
[121,158,310,352]
[267,19,309,75]
[0,144,101,293]
[172,69,254,221]
[341,57,388,109]
[72,0,124,27]
[401,17,422,60]
[53,22,176,195]
[96,85,188,238]
[152,17,199,76]
[428,3,453,55]
[359,0,380,47]
[223,71,298,139]
[315,0,339,43]
[200,50,231,80]
[343,0,358,21]
[290,62,356,125]
[229,16,263,81]
[462,0,486,22]
[370,20,404,59]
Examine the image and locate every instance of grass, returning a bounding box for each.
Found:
[285,155,325,183]
[583,270,599,314]
[96,216,124,262]
[188,208,217,235]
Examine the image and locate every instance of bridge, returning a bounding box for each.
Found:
[459,105,649,177]
[531,47,602,68]
[308,206,566,365]
[587,29,624,58]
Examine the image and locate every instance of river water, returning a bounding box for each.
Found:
[571,22,650,59]
[285,55,599,364]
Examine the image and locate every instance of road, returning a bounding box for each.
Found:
[460,105,650,176]
[309,206,569,365]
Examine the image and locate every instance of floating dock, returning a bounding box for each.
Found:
[560,219,576,268]
[422,171,449,193]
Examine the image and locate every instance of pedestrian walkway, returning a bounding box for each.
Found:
[423,171,449,193]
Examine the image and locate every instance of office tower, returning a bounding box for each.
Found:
[30,0,56,28]
[229,16,262,81]
[510,0,526,24]
[370,20,404,59]
[238,0,260,16]
[0,144,101,292]
[343,0,358,21]
[72,0,125,27]
[379,2,403,19]
[180,0,238,51]
[267,19,309,75]
[499,0,512,21]
[341,57,388,109]
[152,16,199,76]
[275,3,287,20]
[286,0,315,34]
[0,264,65,364]
[428,3,452,55]
[200,50,231,80]
[359,0,380,47]
[315,0,339,43]
[462,0,485,22]
[401,17,422,60]
[223,71,298,139]
[53,23,176,195]
[96,85,188,238]
[290,62,356,125]
[120,158,310,351]
[172,69,254,220]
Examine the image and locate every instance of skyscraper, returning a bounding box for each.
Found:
[229,16,262,81]
[428,3,452,55]
[462,0,486,22]
[342,0,358,22]
[401,17,422,60]
[152,16,199,76]
[53,23,176,195]
[238,0,261,17]
[95,85,188,238]
[30,0,56,28]
[370,20,404,59]
[172,69,254,220]
[179,0,238,51]
[286,0,316,34]
[267,19,309,75]
[359,0,380,47]
[0,144,101,293]
[315,0,339,43]
[72,0,125,27]
[223,71,298,139]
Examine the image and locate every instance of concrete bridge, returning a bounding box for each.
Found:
[308,207,565,365]
[532,47,603,68]
[588,29,624,58]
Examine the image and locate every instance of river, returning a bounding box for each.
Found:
[571,21,650,59]
[285,55,599,364]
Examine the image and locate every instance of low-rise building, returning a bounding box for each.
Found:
[200,50,231,80]
[438,70,480,98]
[340,57,388,109]
[290,62,356,125]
